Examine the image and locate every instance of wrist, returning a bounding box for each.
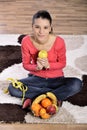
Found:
[36,66,39,70]
[46,65,50,69]
[44,64,50,70]
[36,66,43,70]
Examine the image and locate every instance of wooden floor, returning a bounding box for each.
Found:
[0,0,87,34]
[0,0,87,130]
[0,124,87,130]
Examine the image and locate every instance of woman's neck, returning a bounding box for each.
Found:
[33,35,50,45]
[30,34,56,51]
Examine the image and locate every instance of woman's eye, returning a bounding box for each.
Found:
[44,27,48,29]
[34,26,49,30]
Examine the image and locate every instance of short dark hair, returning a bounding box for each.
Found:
[32,10,53,33]
[17,34,27,44]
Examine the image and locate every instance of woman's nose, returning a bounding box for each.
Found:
[39,28,44,34]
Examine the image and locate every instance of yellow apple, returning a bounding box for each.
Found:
[38,50,48,58]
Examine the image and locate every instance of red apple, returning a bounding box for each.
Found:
[46,105,56,115]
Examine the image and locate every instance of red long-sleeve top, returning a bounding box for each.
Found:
[21,35,66,78]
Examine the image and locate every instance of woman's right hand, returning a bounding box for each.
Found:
[36,58,44,70]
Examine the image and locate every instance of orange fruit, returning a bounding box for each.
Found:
[40,113,51,119]
[31,103,42,117]
[39,108,51,119]
[41,98,52,108]
[38,50,48,58]
[39,108,46,116]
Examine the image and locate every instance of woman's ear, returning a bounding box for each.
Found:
[49,26,53,34]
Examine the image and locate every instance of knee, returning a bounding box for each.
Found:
[71,78,82,93]
[8,83,12,91]
[8,83,22,97]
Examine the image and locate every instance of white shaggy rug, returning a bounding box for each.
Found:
[0,34,87,124]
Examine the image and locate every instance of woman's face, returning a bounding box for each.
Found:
[32,17,51,44]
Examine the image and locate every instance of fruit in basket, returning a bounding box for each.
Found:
[31,103,42,117]
[31,92,59,119]
[46,92,57,105]
[39,108,46,116]
[39,108,51,119]
[32,94,46,105]
[41,98,52,108]
[46,105,56,115]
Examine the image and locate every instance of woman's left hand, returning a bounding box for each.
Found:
[37,58,50,69]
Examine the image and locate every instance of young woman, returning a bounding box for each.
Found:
[8,10,82,109]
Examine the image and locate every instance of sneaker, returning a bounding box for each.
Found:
[57,100,63,107]
[22,98,31,109]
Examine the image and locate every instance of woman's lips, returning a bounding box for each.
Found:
[38,35,45,38]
